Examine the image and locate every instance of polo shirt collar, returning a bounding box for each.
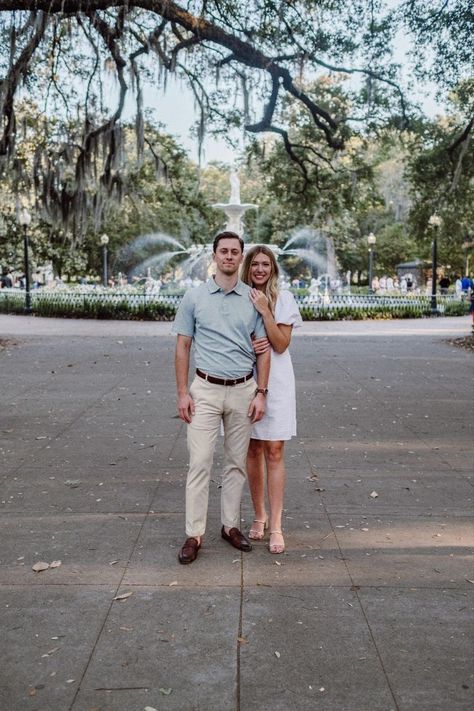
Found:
[207,277,245,295]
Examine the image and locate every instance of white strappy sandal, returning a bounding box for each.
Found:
[269,530,285,554]
[248,518,268,540]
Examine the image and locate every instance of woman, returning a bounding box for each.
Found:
[241,245,302,553]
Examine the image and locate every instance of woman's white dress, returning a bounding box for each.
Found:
[251,289,302,441]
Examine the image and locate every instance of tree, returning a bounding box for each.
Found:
[94,126,223,278]
[0,101,223,278]
[236,77,388,279]
[405,81,474,272]
[372,223,417,275]
[398,0,473,93]
[0,1,470,237]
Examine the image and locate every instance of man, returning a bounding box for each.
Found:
[439,275,450,295]
[0,269,13,288]
[461,275,472,295]
[172,231,270,564]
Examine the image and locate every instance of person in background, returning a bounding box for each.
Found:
[241,245,302,554]
[439,275,450,295]
[461,275,472,294]
[454,275,463,297]
[470,290,474,332]
[0,269,13,288]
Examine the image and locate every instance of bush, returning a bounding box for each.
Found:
[0,291,177,320]
[0,291,25,314]
[0,290,468,322]
[442,300,470,317]
[299,304,434,321]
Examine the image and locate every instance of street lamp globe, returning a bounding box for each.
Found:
[428,214,442,229]
[18,207,31,227]
[100,233,109,246]
[367,232,376,246]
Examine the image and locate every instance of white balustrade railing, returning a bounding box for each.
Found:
[0,287,467,318]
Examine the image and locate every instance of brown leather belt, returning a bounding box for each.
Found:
[196,368,253,386]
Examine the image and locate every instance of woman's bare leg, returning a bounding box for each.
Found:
[247,438,267,537]
[264,440,286,552]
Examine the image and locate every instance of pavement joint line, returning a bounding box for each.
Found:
[91,686,151,691]
[350,589,402,710]
[0,582,469,591]
[328,522,402,711]
[165,418,186,461]
[68,481,160,711]
[1,510,473,519]
[147,424,186,513]
[1,316,472,709]
[300,440,402,710]
[236,539,245,711]
[67,420,191,709]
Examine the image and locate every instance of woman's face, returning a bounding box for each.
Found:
[250,252,273,287]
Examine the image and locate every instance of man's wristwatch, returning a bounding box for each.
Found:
[255,388,268,397]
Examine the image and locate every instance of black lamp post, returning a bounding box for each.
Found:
[18,207,32,314]
[428,214,442,314]
[100,233,109,287]
[367,232,376,294]
[462,240,473,278]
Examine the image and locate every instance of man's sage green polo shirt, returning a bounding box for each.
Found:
[172,278,266,379]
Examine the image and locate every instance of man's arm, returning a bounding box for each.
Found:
[175,334,195,423]
[248,348,271,423]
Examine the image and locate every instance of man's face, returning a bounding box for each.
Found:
[213,238,243,276]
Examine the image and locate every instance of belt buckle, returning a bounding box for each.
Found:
[233,378,237,386]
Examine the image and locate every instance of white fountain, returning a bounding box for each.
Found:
[120,174,338,292]
[212,170,257,235]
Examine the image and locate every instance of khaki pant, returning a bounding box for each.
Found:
[185,375,256,537]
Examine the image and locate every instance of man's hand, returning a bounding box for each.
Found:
[248,393,266,423]
[178,393,195,423]
[252,336,270,354]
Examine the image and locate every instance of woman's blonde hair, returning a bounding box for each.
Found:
[241,245,280,314]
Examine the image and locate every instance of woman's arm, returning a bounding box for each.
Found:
[249,289,293,354]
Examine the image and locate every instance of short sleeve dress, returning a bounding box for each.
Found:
[251,289,303,441]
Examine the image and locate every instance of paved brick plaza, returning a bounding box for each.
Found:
[0,314,472,710]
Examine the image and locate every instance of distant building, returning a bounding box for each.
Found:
[396,259,431,286]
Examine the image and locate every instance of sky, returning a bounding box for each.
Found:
[132,65,443,167]
[139,73,443,166]
[138,80,241,165]
[118,3,445,166]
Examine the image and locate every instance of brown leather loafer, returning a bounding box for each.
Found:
[178,537,201,564]
[221,526,252,552]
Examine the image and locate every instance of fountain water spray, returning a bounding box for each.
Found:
[118,174,339,292]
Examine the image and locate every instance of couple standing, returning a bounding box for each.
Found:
[173,231,302,564]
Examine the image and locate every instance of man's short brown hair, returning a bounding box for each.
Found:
[213,231,244,253]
